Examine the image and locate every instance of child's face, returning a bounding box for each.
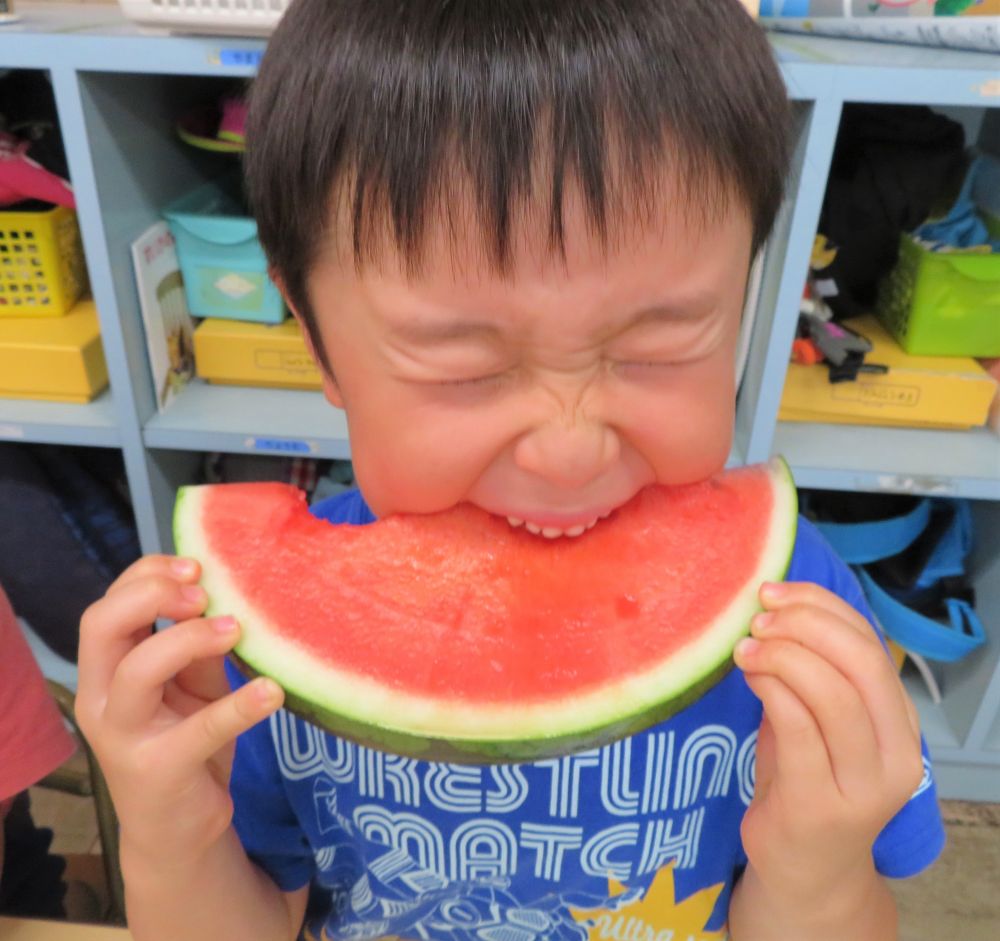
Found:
[301,190,753,530]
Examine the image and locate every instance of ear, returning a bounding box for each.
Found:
[270,266,345,409]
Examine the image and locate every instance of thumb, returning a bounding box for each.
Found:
[743,672,777,801]
[752,712,777,802]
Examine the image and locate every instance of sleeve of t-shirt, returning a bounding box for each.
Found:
[226,488,375,892]
[0,586,76,801]
[787,518,946,879]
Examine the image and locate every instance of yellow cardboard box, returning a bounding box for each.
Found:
[194,317,322,390]
[779,315,998,430]
[0,297,108,402]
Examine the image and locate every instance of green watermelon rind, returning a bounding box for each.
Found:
[174,457,797,763]
[227,646,739,763]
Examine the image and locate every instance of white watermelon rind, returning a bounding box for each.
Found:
[174,457,797,763]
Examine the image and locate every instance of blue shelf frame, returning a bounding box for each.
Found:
[0,3,998,799]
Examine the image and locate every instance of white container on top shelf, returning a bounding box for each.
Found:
[118,0,289,37]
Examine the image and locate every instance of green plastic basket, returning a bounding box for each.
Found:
[876,216,1000,358]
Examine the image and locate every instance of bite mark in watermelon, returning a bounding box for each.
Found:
[173,458,797,762]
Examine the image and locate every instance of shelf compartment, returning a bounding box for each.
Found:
[815,497,1000,759]
[0,389,118,447]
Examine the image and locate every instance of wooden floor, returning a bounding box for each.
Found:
[25,754,1000,940]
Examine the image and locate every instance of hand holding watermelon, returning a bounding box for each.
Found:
[75,555,285,867]
[729,581,925,933]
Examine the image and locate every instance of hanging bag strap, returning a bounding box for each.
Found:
[814,499,931,565]
[855,568,985,663]
[814,500,985,663]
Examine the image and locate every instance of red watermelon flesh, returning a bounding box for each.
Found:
[173,458,796,761]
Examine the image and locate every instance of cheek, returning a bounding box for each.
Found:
[626,362,736,483]
[347,397,507,515]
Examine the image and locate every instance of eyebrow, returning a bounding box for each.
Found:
[389,297,713,346]
[390,320,504,346]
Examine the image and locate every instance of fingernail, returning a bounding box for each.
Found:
[172,558,197,578]
[212,616,237,634]
[253,678,282,707]
[182,585,205,603]
[735,637,760,659]
[752,612,774,634]
[760,582,785,602]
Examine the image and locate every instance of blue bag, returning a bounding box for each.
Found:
[808,496,984,663]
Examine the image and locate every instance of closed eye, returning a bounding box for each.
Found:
[438,371,510,388]
[612,360,676,373]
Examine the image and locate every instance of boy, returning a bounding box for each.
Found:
[76,2,945,939]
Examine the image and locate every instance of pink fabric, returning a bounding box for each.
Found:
[0,586,75,801]
[0,133,76,210]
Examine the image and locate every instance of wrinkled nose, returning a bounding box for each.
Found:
[513,415,621,490]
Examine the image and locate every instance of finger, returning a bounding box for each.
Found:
[78,576,209,713]
[737,634,880,799]
[159,648,241,720]
[175,649,238,705]
[739,663,835,806]
[166,676,284,767]
[759,582,881,644]
[752,712,778,800]
[750,602,921,759]
[105,616,240,731]
[107,554,201,596]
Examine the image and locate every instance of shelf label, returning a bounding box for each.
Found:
[0,423,24,440]
[214,48,265,69]
[244,436,316,455]
[875,474,954,496]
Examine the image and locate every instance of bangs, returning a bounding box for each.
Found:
[246,0,789,335]
[337,109,738,278]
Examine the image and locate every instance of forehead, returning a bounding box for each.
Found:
[318,169,751,300]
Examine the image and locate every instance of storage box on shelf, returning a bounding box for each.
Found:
[876,155,1000,358]
[0,203,88,316]
[164,177,285,324]
[878,229,1000,358]
[1,5,998,799]
[0,296,108,402]
[779,315,998,431]
[193,317,321,390]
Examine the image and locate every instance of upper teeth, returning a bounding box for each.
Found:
[507,516,599,538]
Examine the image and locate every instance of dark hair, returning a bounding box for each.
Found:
[246,0,791,369]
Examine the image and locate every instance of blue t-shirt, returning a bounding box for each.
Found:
[226,489,945,941]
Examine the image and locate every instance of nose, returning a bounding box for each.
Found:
[513,413,621,490]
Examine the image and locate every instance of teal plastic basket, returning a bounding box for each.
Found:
[164,179,285,324]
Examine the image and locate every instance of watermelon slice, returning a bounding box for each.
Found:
[173,458,796,762]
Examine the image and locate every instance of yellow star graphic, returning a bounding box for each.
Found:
[570,862,727,941]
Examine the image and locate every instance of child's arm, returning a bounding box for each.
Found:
[76,555,302,941]
[119,829,308,941]
[726,581,924,941]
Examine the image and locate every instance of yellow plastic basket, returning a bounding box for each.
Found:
[0,204,88,317]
